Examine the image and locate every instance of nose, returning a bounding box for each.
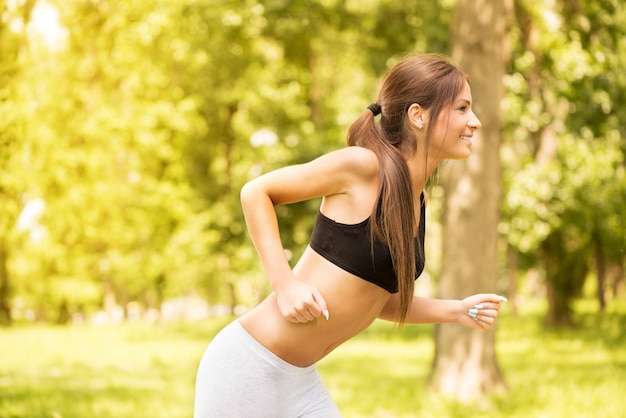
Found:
[468,112,481,130]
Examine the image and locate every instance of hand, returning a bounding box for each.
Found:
[458,293,507,330]
[275,279,329,324]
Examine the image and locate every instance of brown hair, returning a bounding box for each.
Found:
[346,54,467,325]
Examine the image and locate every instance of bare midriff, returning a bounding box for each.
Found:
[238,245,391,368]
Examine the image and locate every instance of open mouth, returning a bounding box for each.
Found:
[460,135,473,145]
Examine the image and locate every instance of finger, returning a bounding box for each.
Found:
[471,295,507,311]
[301,308,315,321]
[478,314,495,324]
[297,299,318,321]
[473,307,498,317]
[473,303,500,310]
[311,289,329,320]
[476,303,501,311]
[468,308,498,324]
[287,308,308,323]
[294,313,309,323]
[476,315,495,328]
[293,297,317,321]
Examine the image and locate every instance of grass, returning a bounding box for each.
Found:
[1,300,624,417]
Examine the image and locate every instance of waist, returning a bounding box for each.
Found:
[228,319,318,374]
[239,249,391,367]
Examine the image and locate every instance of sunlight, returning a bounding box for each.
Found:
[28,1,68,51]
[16,197,47,243]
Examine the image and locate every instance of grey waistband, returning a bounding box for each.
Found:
[230,319,317,376]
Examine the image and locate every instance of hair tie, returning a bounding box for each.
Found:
[367,103,381,117]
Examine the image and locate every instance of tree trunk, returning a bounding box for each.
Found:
[611,262,624,297]
[541,231,587,327]
[593,232,606,312]
[506,244,519,317]
[0,240,11,326]
[429,0,511,400]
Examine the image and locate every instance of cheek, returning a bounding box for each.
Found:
[434,124,456,143]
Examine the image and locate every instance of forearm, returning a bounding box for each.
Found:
[378,294,463,324]
[240,182,293,289]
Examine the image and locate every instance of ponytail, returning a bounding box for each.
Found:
[346,54,467,325]
[347,109,417,326]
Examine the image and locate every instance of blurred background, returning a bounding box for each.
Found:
[3,0,623,327]
[1,0,625,417]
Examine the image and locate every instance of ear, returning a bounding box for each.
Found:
[407,103,426,130]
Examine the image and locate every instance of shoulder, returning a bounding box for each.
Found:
[314,146,379,181]
[241,146,379,206]
[313,147,380,220]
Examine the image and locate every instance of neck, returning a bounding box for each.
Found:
[406,151,442,194]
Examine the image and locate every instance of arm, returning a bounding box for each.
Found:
[378,293,507,330]
[240,147,378,323]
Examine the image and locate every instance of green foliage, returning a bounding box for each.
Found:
[503,134,625,255]
[500,0,626,322]
[0,0,456,320]
[1,301,625,416]
[2,0,624,324]
[0,0,31,325]
[503,0,626,240]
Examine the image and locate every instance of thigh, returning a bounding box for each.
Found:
[194,320,342,418]
[291,369,342,418]
[194,322,280,417]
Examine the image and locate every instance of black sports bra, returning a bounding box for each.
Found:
[309,194,426,293]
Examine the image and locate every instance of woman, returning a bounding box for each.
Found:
[194,53,507,417]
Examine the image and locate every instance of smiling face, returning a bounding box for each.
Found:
[427,81,481,161]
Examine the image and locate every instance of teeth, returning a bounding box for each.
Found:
[461,136,472,141]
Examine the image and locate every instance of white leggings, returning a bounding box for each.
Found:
[194,320,342,418]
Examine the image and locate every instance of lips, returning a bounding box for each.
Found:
[460,135,473,145]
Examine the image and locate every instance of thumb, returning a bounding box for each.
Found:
[483,294,508,303]
[312,288,329,320]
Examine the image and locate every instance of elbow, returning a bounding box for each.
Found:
[377,307,397,322]
[240,179,271,212]
[239,181,253,207]
[377,295,399,321]
[240,181,258,213]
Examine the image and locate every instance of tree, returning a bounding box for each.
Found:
[3,0,217,321]
[501,0,626,325]
[429,0,512,400]
[0,0,39,325]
